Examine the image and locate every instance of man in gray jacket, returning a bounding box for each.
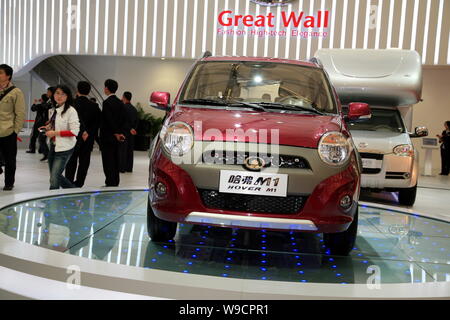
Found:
[0,64,26,190]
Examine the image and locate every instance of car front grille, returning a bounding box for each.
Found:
[198,189,307,214]
[201,151,310,169]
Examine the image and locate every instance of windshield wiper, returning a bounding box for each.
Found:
[225,99,267,112]
[256,102,325,115]
[180,98,325,114]
[180,98,229,106]
[180,98,266,112]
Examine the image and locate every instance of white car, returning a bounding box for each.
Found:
[316,49,428,206]
[347,106,427,205]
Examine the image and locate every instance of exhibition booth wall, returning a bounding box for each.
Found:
[2,0,449,78]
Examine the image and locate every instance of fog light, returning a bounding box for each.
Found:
[155,182,167,197]
[340,195,352,209]
[403,172,411,179]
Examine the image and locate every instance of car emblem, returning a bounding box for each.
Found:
[359,142,368,148]
[244,156,266,171]
[250,0,293,6]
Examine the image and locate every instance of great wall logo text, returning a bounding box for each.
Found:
[217,10,330,38]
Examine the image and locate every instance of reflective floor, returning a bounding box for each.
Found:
[1,190,449,284]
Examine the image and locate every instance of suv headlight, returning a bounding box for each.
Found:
[160,121,194,156]
[393,144,414,157]
[318,132,352,166]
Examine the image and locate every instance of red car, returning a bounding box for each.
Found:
[147,53,371,255]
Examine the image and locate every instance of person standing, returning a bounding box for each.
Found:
[41,85,80,190]
[0,64,26,191]
[65,81,101,187]
[26,94,49,154]
[38,87,55,161]
[119,91,138,173]
[437,121,450,175]
[100,79,126,187]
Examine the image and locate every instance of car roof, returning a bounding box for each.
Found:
[200,56,320,68]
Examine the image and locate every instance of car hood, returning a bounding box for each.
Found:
[350,130,411,154]
[168,106,343,148]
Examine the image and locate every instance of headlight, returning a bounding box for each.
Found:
[160,121,194,156]
[393,144,414,157]
[318,132,351,166]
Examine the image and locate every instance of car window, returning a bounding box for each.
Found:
[344,107,405,133]
[179,61,337,113]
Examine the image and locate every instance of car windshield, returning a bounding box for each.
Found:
[179,61,337,113]
[345,108,405,133]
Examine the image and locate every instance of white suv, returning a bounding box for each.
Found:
[347,106,427,205]
[315,49,427,206]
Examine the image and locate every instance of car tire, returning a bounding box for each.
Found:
[147,200,177,242]
[323,207,358,256]
[398,185,417,206]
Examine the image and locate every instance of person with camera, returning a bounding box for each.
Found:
[39,85,80,190]
[38,87,55,161]
[26,93,50,155]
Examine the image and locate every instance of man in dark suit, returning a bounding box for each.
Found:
[99,79,126,187]
[119,91,139,173]
[65,81,101,187]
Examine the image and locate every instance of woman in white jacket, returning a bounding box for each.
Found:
[40,85,80,189]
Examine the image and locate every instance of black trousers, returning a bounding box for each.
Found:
[101,139,121,186]
[65,138,95,187]
[38,132,49,156]
[0,132,18,187]
[119,133,135,172]
[28,122,39,151]
[441,147,450,175]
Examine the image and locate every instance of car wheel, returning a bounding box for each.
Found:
[398,185,417,206]
[147,200,177,242]
[323,207,358,256]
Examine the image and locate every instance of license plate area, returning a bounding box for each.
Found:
[362,158,382,169]
[219,170,288,197]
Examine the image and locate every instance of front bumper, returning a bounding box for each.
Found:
[149,141,360,233]
[360,153,418,189]
[184,211,319,231]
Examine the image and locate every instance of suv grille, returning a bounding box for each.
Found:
[198,189,307,214]
[201,151,310,169]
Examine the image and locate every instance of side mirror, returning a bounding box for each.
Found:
[346,102,371,121]
[150,91,171,110]
[410,126,428,138]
